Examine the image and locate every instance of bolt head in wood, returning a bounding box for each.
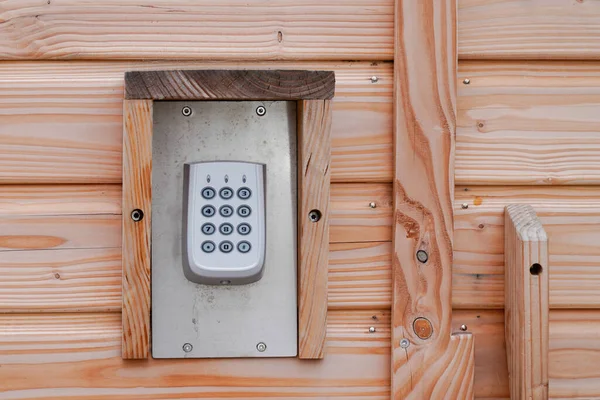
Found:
[413,317,433,339]
[370,76,378,83]
[416,250,428,263]
[460,324,468,331]
[463,78,471,84]
[131,209,144,222]
[308,209,322,222]
[369,202,376,208]
[400,338,410,348]
[461,203,469,209]
[369,326,376,333]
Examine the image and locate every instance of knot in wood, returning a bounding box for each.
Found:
[413,317,433,340]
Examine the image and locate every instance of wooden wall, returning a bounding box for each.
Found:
[0,1,599,398]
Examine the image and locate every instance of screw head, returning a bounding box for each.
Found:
[256,342,267,352]
[460,324,468,331]
[308,209,322,223]
[416,250,428,263]
[256,106,266,116]
[463,78,471,85]
[461,203,469,209]
[182,343,193,353]
[400,338,410,348]
[370,76,378,83]
[369,202,377,208]
[369,326,376,333]
[182,106,192,117]
[131,209,144,222]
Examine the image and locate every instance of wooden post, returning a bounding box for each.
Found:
[391,1,474,398]
[505,204,549,399]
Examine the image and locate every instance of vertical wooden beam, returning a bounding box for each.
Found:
[122,99,152,359]
[392,0,474,398]
[505,204,549,399]
[297,99,331,359]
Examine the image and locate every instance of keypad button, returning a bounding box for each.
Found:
[219,187,234,200]
[237,205,252,218]
[219,205,234,218]
[237,223,251,235]
[201,241,216,253]
[201,205,216,217]
[237,241,251,253]
[219,223,233,235]
[237,187,252,200]
[201,187,216,199]
[219,241,233,253]
[201,223,216,235]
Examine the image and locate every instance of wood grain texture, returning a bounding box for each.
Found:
[392,0,474,398]
[330,183,392,243]
[0,1,393,61]
[122,99,152,359]
[297,99,331,359]
[457,61,600,185]
[0,248,121,313]
[455,186,600,309]
[505,205,549,400]
[0,61,391,184]
[126,70,334,100]
[0,310,391,399]
[458,0,600,60]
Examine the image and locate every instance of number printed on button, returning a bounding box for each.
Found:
[237,205,251,217]
[219,223,233,235]
[219,205,234,217]
[201,223,216,235]
[237,223,251,235]
[219,187,234,199]
[219,241,233,253]
[201,205,216,217]
[201,187,216,199]
[237,187,252,200]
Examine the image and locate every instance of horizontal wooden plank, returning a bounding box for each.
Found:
[0,61,392,184]
[454,186,600,309]
[330,183,392,243]
[457,61,600,185]
[0,310,390,399]
[0,0,393,61]
[458,0,600,60]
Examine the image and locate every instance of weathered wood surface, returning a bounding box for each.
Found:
[0,310,391,399]
[392,0,473,398]
[297,100,332,359]
[458,0,600,60]
[0,1,393,61]
[455,186,600,309]
[0,61,392,184]
[330,183,392,243]
[505,205,549,400]
[121,100,152,359]
[126,70,335,100]
[457,61,600,185]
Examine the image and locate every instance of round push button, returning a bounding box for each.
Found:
[201,223,216,235]
[219,241,234,253]
[219,187,234,200]
[219,205,234,218]
[201,241,215,253]
[237,187,252,200]
[219,223,233,235]
[237,241,251,253]
[237,205,252,218]
[201,205,216,217]
[201,187,216,199]
[237,223,251,235]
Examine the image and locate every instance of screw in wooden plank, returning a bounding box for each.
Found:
[369,202,376,208]
[460,324,468,331]
[400,338,410,348]
[369,326,376,333]
[370,76,378,83]
[463,78,471,84]
[461,203,469,209]
[416,250,428,263]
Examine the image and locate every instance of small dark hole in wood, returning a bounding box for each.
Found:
[530,263,543,275]
[308,209,322,222]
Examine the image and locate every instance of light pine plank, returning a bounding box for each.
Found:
[0,1,393,61]
[122,99,152,359]
[0,248,121,313]
[0,61,392,184]
[328,242,391,310]
[297,100,331,359]
[0,311,390,399]
[505,205,549,400]
[392,0,474,398]
[457,61,600,185]
[330,183,392,243]
[458,0,600,60]
[455,186,600,309]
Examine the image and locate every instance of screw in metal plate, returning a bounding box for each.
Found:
[182,106,192,117]
[182,343,193,353]
[416,250,429,264]
[131,209,144,222]
[308,209,322,223]
[369,202,377,208]
[369,326,376,333]
[461,203,469,209]
[370,76,378,83]
[400,338,410,349]
[256,342,267,352]
[463,78,471,85]
[256,105,266,116]
[460,324,468,331]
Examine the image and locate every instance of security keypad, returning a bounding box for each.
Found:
[184,161,266,285]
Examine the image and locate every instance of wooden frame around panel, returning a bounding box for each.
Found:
[122,70,334,360]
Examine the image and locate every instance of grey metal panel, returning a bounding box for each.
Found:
[151,101,297,358]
